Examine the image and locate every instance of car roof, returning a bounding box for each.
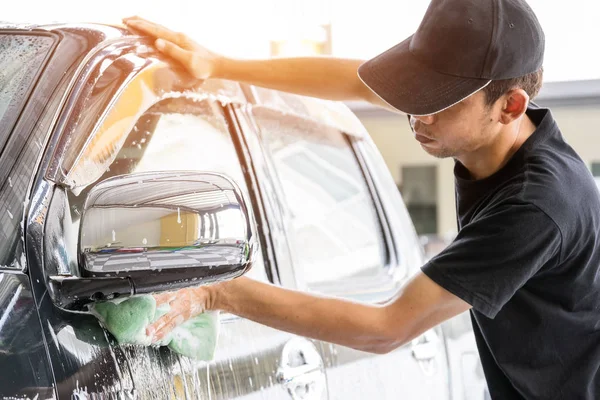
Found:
[0,21,126,33]
[0,22,367,138]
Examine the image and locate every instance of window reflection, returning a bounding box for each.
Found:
[253,108,387,287]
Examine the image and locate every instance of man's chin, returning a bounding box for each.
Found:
[421,144,452,159]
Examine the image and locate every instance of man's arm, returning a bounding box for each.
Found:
[147,272,471,354]
[122,16,399,112]
[217,57,383,104]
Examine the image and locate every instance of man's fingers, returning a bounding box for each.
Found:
[154,40,200,77]
[155,39,186,60]
[122,15,141,22]
[124,19,174,40]
[153,292,176,305]
[123,18,189,49]
[147,315,171,340]
[147,313,185,341]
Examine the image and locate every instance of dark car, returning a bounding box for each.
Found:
[0,23,485,399]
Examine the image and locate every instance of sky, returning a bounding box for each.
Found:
[3,0,599,82]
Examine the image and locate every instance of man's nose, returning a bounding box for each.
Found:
[411,114,436,125]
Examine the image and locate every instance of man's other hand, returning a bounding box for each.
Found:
[147,286,211,341]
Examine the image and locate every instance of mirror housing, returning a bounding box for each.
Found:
[48,171,256,310]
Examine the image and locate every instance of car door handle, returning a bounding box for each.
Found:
[277,363,322,383]
[276,338,326,400]
[411,330,440,376]
[412,340,438,361]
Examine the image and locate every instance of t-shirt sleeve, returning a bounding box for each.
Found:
[422,203,562,319]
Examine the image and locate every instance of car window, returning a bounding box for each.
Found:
[360,140,425,274]
[0,33,56,269]
[70,97,268,282]
[251,107,389,296]
[0,33,55,147]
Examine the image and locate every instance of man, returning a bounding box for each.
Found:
[123,0,600,398]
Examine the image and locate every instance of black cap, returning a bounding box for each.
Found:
[358,0,545,116]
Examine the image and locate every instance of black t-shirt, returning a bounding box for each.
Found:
[422,104,600,399]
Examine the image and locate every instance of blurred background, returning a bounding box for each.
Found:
[6,0,600,256]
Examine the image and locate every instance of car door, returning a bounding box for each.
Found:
[235,91,451,400]
[30,37,330,398]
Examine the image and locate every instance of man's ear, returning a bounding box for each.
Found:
[499,89,529,125]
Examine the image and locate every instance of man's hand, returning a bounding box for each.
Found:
[122,16,223,80]
[147,286,212,341]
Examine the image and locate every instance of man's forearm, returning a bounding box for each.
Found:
[206,277,402,354]
[215,57,374,103]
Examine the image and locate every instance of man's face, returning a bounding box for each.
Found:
[409,91,497,159]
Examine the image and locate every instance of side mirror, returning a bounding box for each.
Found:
[48,171,257,310]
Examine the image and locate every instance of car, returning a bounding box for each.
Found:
[0,22,487,399]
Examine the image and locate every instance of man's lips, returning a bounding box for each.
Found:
[414,133,434,144]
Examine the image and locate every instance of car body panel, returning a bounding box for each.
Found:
[0,271,55,399]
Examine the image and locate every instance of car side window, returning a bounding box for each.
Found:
[251,107,390,298]
[0,33,55,269]
[0,33,54,142]
[72,97,268,282]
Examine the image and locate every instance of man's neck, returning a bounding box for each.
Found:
[459,114,537,181]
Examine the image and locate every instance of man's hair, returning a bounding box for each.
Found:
[482,68,544,106]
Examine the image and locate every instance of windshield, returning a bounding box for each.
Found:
[0,33,55,146]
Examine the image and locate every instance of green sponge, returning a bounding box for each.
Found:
[168,313,220,361]
[89,295,219,361]
[92,296,157,345]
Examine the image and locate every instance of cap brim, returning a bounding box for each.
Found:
[358,35,491,116]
